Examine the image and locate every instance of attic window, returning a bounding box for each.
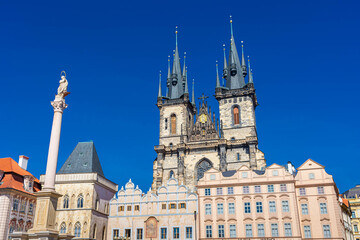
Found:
[272,170,278,176]
[210,174,216,180]
[79,152,84,156]
[67,163,71,168]
[309,173,315,179]
[83,162,88,167]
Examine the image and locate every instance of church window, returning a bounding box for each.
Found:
[77,194,84,208]
[93,224,97,239]
[95,195,100,210]
[169,170,175,178]
[233,106,240,125]
[135,205,140,211]
[165,118,168,130]
[162,204,166,209]
[196,159,212,181]
[171,114,176,135]
[102,226,106,240]
[74,222,81,237]
[127,206,132,211]
[63,195,69,209]
[118,206,124,211]
[60,222,66,234]
[237,153,240,161]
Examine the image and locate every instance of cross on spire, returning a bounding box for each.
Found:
[198,93,209,104]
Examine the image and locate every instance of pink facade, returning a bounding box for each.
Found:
[197,159,348,239]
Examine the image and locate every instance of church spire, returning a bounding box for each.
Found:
[241,41,247,77]
[184,67,189,94]
[158,71,162,97]
[216,61,221,88]
[169,26,184,99]
[191,79,195,105]
[248,57,253,83]
[166,55,170,97]
[222,44,228,81]
[226,16,245,89]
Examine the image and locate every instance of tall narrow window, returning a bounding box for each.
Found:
[271,223,278,237]
[60,222,66,234]
[257,224,265,237]
[323,225,331,238]
[229,224,236,238]
[169,170,175,179]
[304,226,311,238]
[186,227,192,239]
[205,204,212,215]
[161,228,167,239]
[245,224,252,237]
[228,203,235,214]
[77,194,84,208]
[233,106,240,125]
[165,118,168,130]
[74,222,81,238]
[269,201,276,213]
[137,228,143,240]
[171,114,176,135]
[218,225,225,238]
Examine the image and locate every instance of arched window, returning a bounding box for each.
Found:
[196,159,213,181]
[93,224,97,239]
[169,170,175,179]
[233,106,240,125]
[171,114,176,135]
[102,226,106,240]
[63,195,69,209]
[95,195,100,211]
[60,222,67,234]
[77,194,84,208]
[74,222,81,237]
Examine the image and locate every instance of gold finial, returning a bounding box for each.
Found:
[60,71,66,78]
[230,15,232,23]
[175,26,178,34]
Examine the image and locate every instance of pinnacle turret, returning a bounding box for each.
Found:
[216,61,221,88]
[191,79,195,105]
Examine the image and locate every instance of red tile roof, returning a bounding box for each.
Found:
[0,157,40,194]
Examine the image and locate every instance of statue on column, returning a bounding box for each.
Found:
[56,71,69,99]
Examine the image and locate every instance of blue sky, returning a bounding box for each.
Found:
[1,0,359,193]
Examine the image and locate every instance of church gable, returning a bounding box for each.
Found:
[189,99,219,142]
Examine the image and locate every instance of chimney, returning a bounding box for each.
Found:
[18,155,29,170]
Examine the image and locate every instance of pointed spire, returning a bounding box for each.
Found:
[191,79,195,105]
[166,56,170,97]
[223,44,228,81]
[248,56,253,83]
[226,16,245,89]
[216,61,221,88]
[230,15,234,37]
[184,67,189,94]
[169,26,183,99]
[241,41,247,77]
[158,71,162,97]
[183,52,186,76]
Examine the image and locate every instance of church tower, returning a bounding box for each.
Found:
[153,28,196,190]
[152,20,266,192]
[215,17,265,170]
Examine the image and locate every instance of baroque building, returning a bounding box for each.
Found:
[197,159,352,239]
[152,21,265,191]
[39,141,118,239]
[0,156,41,240]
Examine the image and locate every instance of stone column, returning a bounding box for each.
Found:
[43,96,67,191]
[11,73,74,240]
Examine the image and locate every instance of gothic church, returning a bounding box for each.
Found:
[152,21,266,191]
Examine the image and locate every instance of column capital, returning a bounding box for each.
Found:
[51,98,68,113]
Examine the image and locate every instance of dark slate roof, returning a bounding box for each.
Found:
[343,185,360,198]
[58,142,104,177]
[253,170,265,175]
[222,170,237,177]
